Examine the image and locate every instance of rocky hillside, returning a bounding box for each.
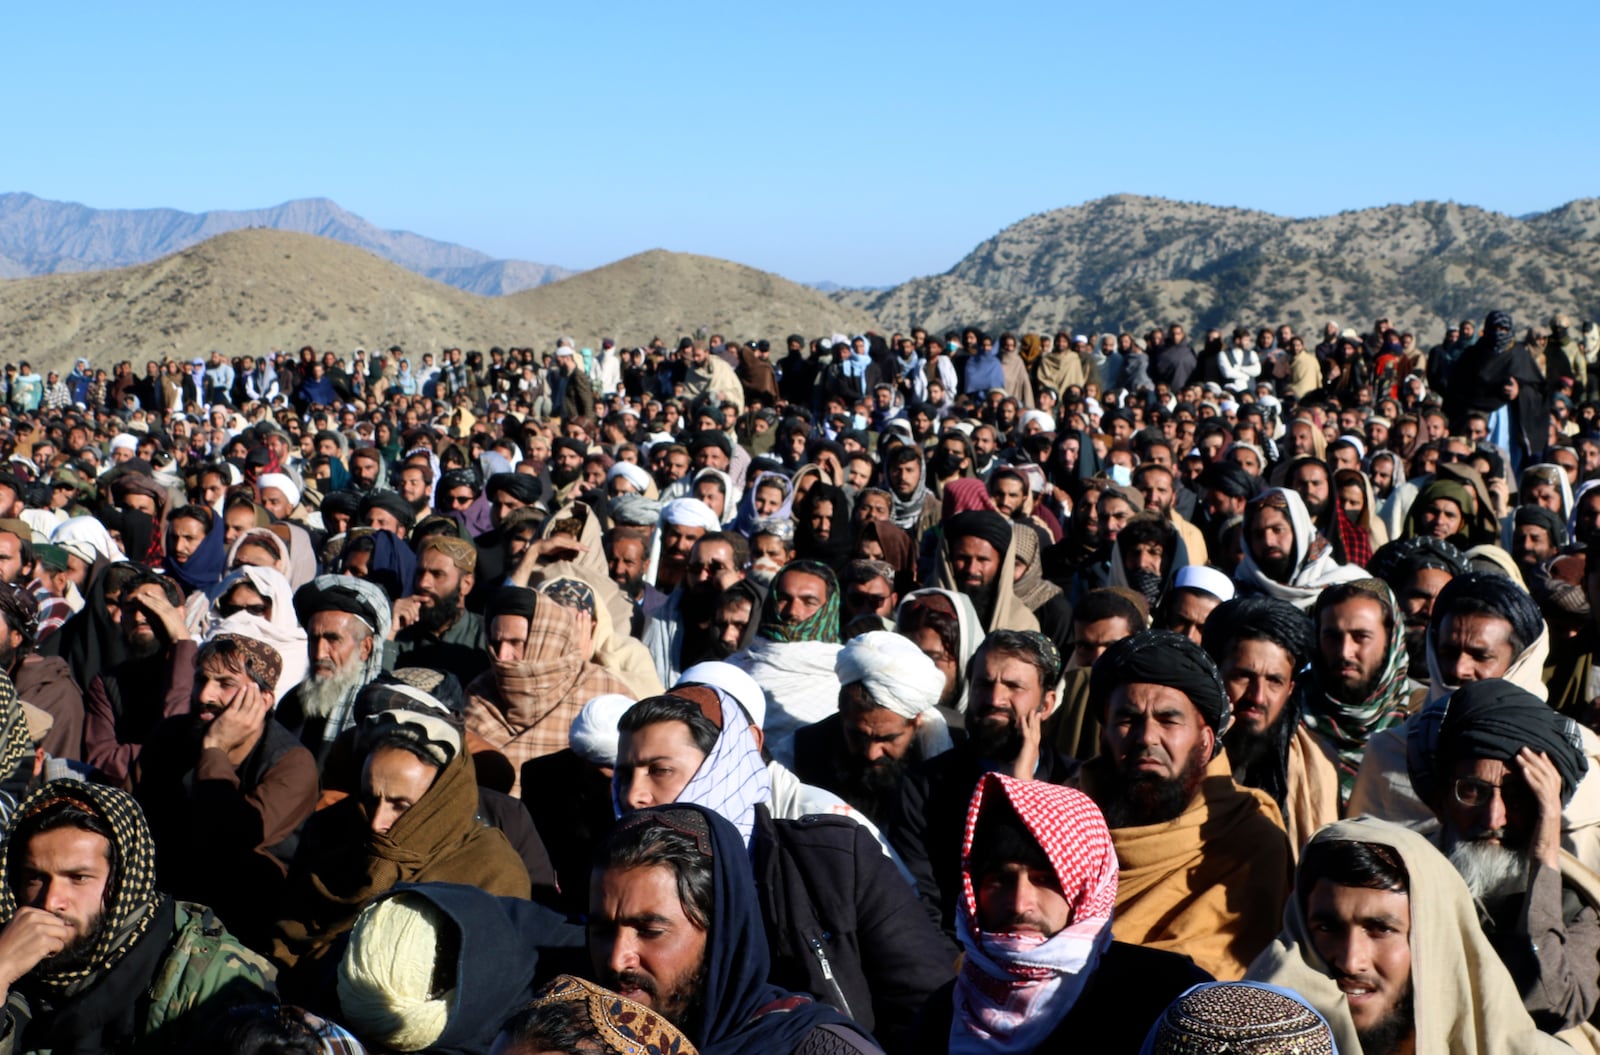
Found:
[0,228,549,369]
[0,193,571,294]
[835,195,1600,340]
[509,249,882,350]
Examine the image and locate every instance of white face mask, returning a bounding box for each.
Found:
[852,414,869,432]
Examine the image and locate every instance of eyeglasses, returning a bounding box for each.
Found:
[217,601,270,618]
[1451,776,1534,810]
[448,492,475,507]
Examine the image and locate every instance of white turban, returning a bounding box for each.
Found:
[256,473,300,509]
[1021,409,1055,432]
[109,434,139,454]
[659,498,721,532]
[835,632,952,756]
[568,694,637,767]
[1171,564,1236,603]
[677,661,766,728]
[605,461,652,495]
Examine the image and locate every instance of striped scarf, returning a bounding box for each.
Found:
[755,560,840,644]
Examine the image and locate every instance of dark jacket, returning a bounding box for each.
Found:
[752,805,954,1054]
[12,653,83,761]
[889,741,1081,934]
[913,941,1212,1055]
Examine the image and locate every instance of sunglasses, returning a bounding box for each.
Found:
[217,601,270,618]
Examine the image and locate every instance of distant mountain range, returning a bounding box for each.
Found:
[832,194,1600,339]
[0,193,572,295]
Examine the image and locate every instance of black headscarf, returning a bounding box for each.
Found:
[792,483,851,567]
[944,510,1014,558]
[1430,572,1544,657]
[1514,505,1568,550]
[1091,629,1231,751]
[1406,678,1586,807]
[486,472,541,506]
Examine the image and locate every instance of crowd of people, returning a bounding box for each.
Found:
[0,311,1591,1054]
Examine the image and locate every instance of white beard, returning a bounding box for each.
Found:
[298,661,366,719]
[1447,839,1530,902]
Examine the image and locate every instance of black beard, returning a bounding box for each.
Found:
[1355,984,1415,1055]
[124,631,164,661]
[1403,622,1429,673]
[1224,710,1293,794]
[0,637,15,673]
[968,709,1022,763]
[1252,546,1296,583]
[408,495,430,515]
[1303,496,1331,525]
[1100,740,1209,828]
[611,955,709,1032]
[615,572,645,600]
[962,577,999,628]
[550,466,581,488]
[414,588,462,634]
[47,911,108,976]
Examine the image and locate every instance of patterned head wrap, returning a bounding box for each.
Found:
[0,582,39,651]
[1306,579,1410,801]
[1090,630,1230,748]
[416,534,477,574]
[0,781,160,992]
[207,633,284,700]
[755,560,840,644]
[537,577,598,619]
[1139,982,1338,1055]
[0,673,31,782]
[521,974,697,1055]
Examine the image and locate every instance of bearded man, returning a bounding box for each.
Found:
[1081,630,1292,979]
[1235,489,1366,611]
[277,575,393,768]
[393,535,487,684]
[938,510,1039,633]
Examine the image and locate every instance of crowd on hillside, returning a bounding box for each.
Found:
[0,309,1594,1054]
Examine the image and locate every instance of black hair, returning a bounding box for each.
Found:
[1073,587,1145,631]
[1298,838,1409,908]
[116,567,184,608]
[616,695,720,757]
[1201,595,1315,672]
[595,814,715,931]
[200,1001,324,1055]
[170,504,215,533]
[9,800,116,875]
[694,531,748,572]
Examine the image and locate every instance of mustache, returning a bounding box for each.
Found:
[613,970,657,997]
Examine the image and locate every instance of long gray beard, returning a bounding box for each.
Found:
[1447,839,1530,902]
[299,661,366,719]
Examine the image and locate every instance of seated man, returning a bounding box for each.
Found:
[1202,596,1339,851]
[892,630,1078,933]
[1406,679,1600,1032]
[491,974,693,1055]
[1141,983,1338,1055]
[1081,630,1292,979]
[1249,817,1571,1055]
[792,630,954,827]
[613,688,951,1048]
[915,773,1210,1054]
[0,781,276,1051]
[135,633,317,950]
[589,805,884,1054]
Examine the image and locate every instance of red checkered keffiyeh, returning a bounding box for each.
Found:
[950,773,1119,1055]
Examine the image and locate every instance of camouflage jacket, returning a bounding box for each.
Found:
[1,900,277,1055]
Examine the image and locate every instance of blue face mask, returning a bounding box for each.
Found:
[948,341,960,353]
[852,413,869,431]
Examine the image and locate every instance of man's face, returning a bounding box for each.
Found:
[1248,506,1296,578]
[1440,756,1537,854]
[589,862,708,1027]
[608,536,647,593]
[840,697,917,766]
[350,456,379,487]
[686,540,741,597]
[1098,496,1134,544]
[1512,524,1556,567]
[399,469,430,507]
[856,492,891,525]
[842,574,895,620]
[1292,465,1330,515]
[1137,470,1174,514]
[1220,638,1296,737]
[1071,616,1132,670]
[1304,880,1413,1040]
[308,610,373,679]
[713,597,753,656]
[990,476,1027,517]
[772,570,828,625]
[615,720,706,811]
[1103,683,1213,790]
[0,532,24,587]
[489,615,531,664]
[194,656,258,722]
[15,827,111,954]
[1318,597,1389,704]
[415,551,468,614]
[950,536,1001,592]
[168,517,207,564]
[1434,612,1515,685]
[1164,592,1218,646]
[1418,498,1462,540]
[967,649,1054,760]
[976,858,1070,938]
[888,457,922,498]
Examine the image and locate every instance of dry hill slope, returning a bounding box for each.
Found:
[836,194,1600,339]
[511,249,883,349]
[0,229,549,371]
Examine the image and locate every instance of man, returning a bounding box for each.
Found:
[0,780,276,1051]
[1158,564,1235,645]
[1249,817,1570,1055]
[397,461,434,520]
[916,773,1211,1053]
[1134,462,1209,566]
[649,498,721,594]
[552,346,596,421]
[1513,505,1566,577]
[641,532,745,687]
[359,491,416,539]
[392,535,488,684]
[1081,630,1292,979]
[83,571,197,786]
[939,510,1039,633]
[1367,536,1471,679]
[0,583,81,761]
[1406,679,1600,1032]
[892,630,1077,933]
[134,633,316,949]
[882,445,941,536]
[679,339,744,411]
[277,575,393,768]
[1047,588,1145,761]
[1235,489,1367,611]
[464,587,630,795]
[838,559,898,624]
[588,806,879,1054]
[1305,580,1413,807]
[1203,596,1339,850]
[792,631,952,826]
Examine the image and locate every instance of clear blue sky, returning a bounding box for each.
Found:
[5,1,1596,287]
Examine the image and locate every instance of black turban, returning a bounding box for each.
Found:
[1514,505,1568,549]
[1407,678,1586,806]
[1431,572,1544,656]
[688,432,732,458]
[293,578,383,627]
[321,490,363,520]
[945,511,1013,558]
[1368,536,1471,587]
[358,490,417,531]
[551,437,587,460]
[439,468,480,497]
[1201,595,1314,672]
[1091,629,1231,749]
[1198,461,1256,500]
[485,585,539,623]
[486,472,541,506]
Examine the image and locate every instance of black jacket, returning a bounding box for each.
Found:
[752,805,954,1055]
[889,741,1081,935]
[914,941,1212,1055]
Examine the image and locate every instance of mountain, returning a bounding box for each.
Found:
[509,249,882,350]
[0,228,549,370]
[833,194,1600,338]
[0,193,571,294]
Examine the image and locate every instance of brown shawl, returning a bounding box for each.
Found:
[1085,750,1292,980]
